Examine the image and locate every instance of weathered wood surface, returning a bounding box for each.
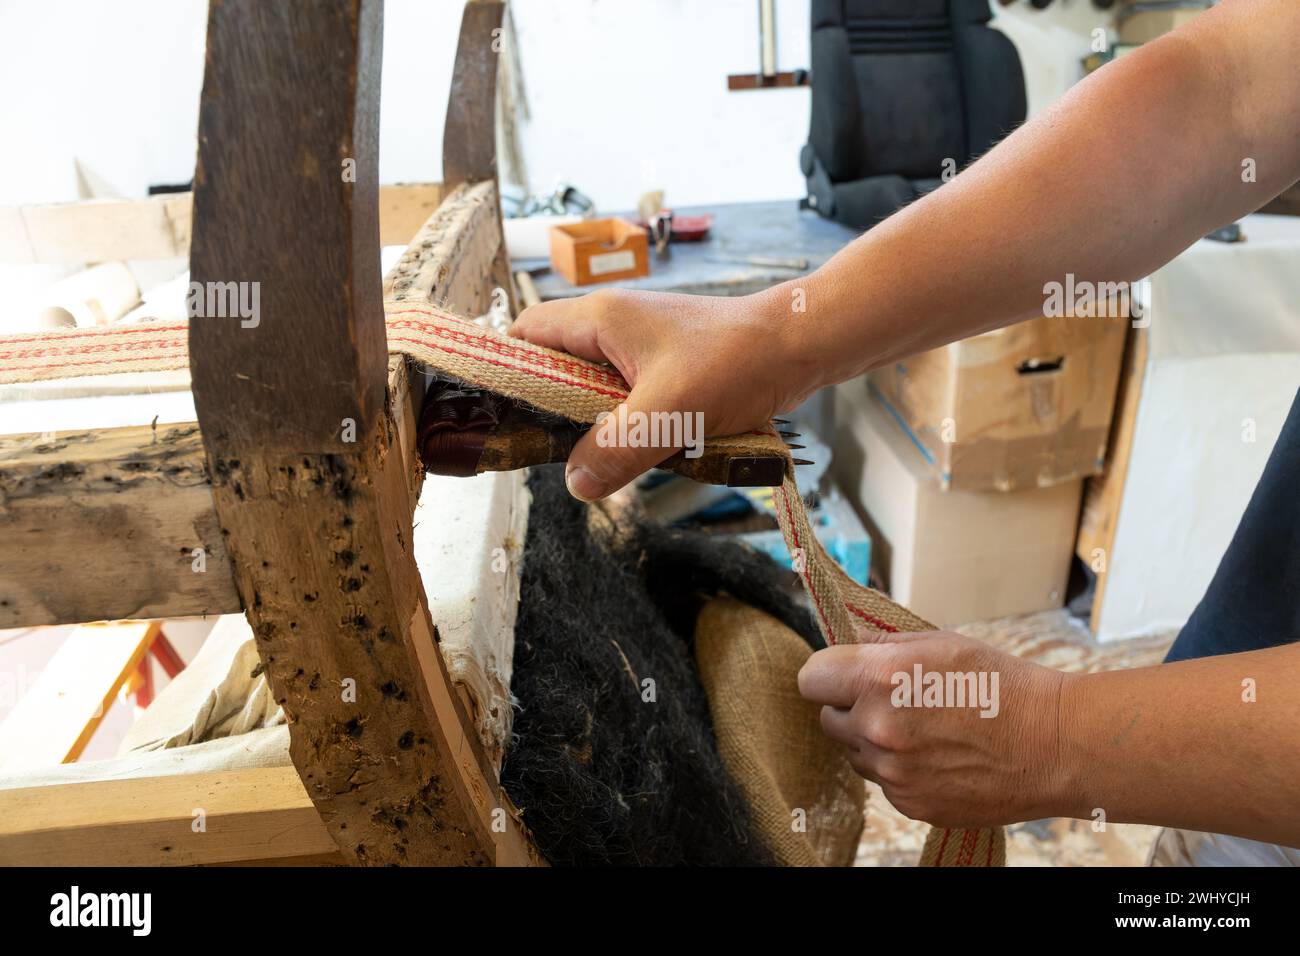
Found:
[188,1,387,455]
[442,0,518,317]
[0,371,437,629]
[0,183,442,264]
[0,186,490,632]
[187,0,536,866]
[442,0,506,191]
[0,424,239,628]
[384,180,502,318]
[0,766,340,866]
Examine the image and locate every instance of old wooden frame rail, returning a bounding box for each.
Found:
[0,0,542,866]
[0,183,444,264]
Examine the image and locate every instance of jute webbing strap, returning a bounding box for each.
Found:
[0,304,1004,866]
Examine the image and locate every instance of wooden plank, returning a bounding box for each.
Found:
[383,180,502,318]
[377,182,445,247]
[17,195,193,264]
[0,184,442,264]
[187,0,535,866]
[0,424,240,628]
[0,766,338,866]
[0,621,159,772]
[0,365,423,632]
[1076,324,1149,633]
[188,0,388,455]
[442,1,506,190]
[726,71,809,91]
[440,1,516,317]
[387,356,425,516]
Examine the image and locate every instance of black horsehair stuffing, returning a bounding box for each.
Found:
[499,467,823,866]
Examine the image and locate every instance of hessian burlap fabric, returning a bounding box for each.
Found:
[695,596,865,866]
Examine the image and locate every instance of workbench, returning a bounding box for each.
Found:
[526,199,861,300]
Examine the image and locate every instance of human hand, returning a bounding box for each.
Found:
[509,287,822,500]
[797,631,1071,828]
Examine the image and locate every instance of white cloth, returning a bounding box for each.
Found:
[120,614,283,754]
[1150,827,1300,867]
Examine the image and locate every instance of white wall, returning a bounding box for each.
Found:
[0,0,1109,212]
[0,0,1110,325]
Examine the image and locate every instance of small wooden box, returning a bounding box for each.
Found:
[549,218,650,286]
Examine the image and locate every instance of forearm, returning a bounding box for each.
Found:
[765,0,1300,387]
[1054,645,1300,846]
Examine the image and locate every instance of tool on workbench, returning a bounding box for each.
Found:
[638,190,672,257]
[649,212,673,257]
[417,379,805,486]
[635,191,715,252]
[633,211,714,243]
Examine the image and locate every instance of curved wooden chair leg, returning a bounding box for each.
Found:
[189,0,537,866]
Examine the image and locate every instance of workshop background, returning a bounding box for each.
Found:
[1,0,1297,868]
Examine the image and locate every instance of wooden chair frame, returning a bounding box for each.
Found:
[0,0,542,867]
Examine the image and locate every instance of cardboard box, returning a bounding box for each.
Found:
[867,314,1127,491]
[833,382,1082,628]
[549,218,650,286]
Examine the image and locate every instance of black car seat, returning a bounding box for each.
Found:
[801,0,1027,229]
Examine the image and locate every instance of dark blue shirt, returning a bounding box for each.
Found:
[1165,387,1300,662]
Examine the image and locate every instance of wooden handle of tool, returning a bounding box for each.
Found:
[475,419,789,487]
[418,383,793,487]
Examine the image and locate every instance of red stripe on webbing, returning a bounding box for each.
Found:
[0,336,188,362]
[933,827,953,866]
[957,829,978,866]
[421,330,627,394]
[387,308,629,390]
[846,603,900,634]
[778,483,838,646]
[0,322,189,349]
[6,347,190,374]
[0,338,188,364]
[385,334,628,402]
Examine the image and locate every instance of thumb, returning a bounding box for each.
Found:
[565,388,689,501]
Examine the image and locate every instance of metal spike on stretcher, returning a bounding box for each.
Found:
[778,430,802,439]
[792,458,814,466]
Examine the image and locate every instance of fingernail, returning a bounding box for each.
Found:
[565,465,608,502]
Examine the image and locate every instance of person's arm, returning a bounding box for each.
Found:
[512,0,1300,501]
[796,634,1300,847]
[792,0,1300,382]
